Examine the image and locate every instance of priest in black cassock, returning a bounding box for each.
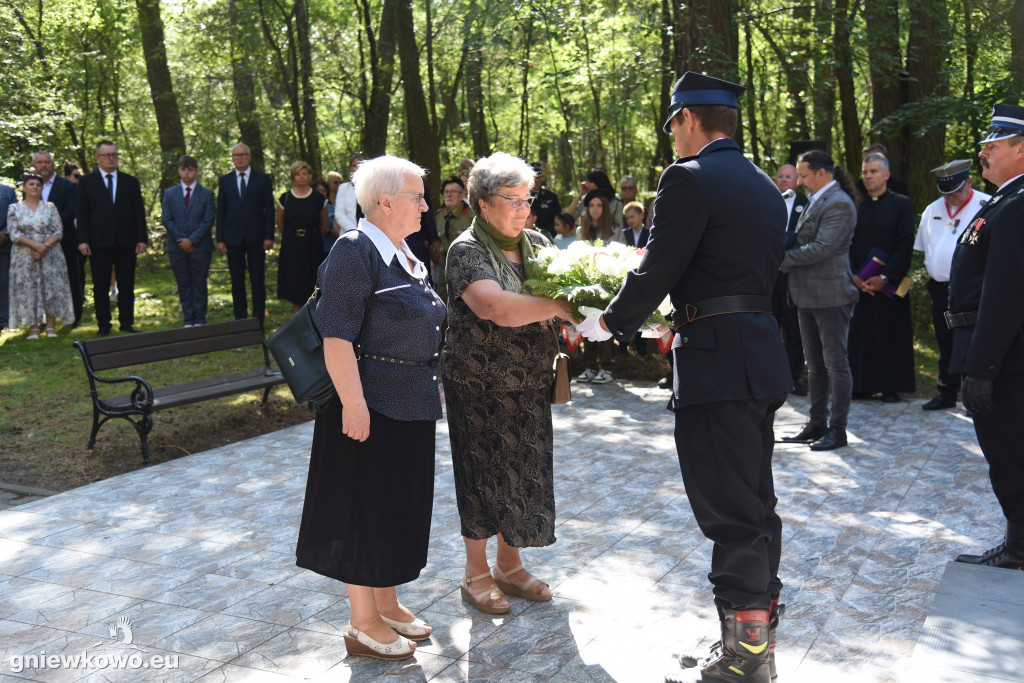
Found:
[848,153,916,401]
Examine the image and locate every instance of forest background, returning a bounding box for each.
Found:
[1,0,1023,488]
[2,0,1023,212]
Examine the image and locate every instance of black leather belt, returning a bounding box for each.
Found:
[359,352,438,368]
[672,295,772,330]
[944,311,977,329]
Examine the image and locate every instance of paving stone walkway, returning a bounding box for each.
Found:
[0,381,1018,682]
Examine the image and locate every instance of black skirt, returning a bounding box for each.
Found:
[295,401,436,587]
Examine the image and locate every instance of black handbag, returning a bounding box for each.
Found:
[269,245,379,410]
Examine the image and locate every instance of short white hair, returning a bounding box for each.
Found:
[352,156,428,209]
[467,152,536,213]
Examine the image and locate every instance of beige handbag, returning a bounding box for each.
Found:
[551,352,572,404]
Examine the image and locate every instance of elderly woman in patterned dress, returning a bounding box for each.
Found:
[7,173,74,339]
[442,153,575,614]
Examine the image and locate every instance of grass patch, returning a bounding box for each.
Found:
[0,247,313,491]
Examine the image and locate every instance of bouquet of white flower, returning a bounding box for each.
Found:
[524,240,672,330]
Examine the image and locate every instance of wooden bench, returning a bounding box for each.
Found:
[74,319,286,464]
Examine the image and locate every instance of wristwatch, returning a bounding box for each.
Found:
[879,274,889,284]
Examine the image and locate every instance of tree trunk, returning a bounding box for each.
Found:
[744,16,759,167]
[465,0,489,158]
[655,0,674,174]
[294,0,320,177]
[517,18,532,159]
[833,0,861,173]
[864,0,904,176]
[812,0,835,149]
[135,0,186,192]
[361,0,399,156]
[1010,0,1024,100]
[904,0,949,209]
[228,0,266,170]
[395,0,441,200]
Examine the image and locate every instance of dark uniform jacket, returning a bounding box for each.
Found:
[76,170,147,248]
[603,138,791,407]
[949,175,1024,379]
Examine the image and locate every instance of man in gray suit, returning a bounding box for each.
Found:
[780,150,860,451]
[162,155,215,326]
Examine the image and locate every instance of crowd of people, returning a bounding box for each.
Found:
[3,81,1024,683]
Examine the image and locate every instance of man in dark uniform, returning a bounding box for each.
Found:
[530,162,561,237]
[579,72,790,683]
[948,103,1024,570]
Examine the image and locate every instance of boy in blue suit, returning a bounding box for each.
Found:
[162,155,215,326]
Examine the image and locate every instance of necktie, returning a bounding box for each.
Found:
[444,214,452,240]
[239,172,247,200]
[106,174,114,201]
[185,186,191,209]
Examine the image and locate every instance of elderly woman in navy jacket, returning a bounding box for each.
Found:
[295,156,445,662]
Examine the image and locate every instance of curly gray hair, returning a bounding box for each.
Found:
[467,152,536,213]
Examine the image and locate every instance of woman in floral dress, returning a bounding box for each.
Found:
[7,174,74,339]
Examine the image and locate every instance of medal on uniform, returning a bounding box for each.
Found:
[961,217,985,245]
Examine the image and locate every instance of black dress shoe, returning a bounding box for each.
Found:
[851,391,873,400]
[922,395,957,411]
[882,393,900,403]
[97,326,112,337]
[120,326,142,334]
[781,422,827,443]
[790,381,807,396]
[955,544,1024,569]
[657,373,672,389]
[955,522,1024,569]
[810,427,847,451]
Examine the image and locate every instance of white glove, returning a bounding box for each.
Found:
[577,306,613,342]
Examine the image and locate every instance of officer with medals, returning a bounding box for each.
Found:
[914,160,990,410]
[947,103,1024,570]
[578,72,791,683]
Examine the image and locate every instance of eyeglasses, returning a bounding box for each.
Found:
[621,185,637,191]
[492,193,535,209]
[392,192,426,204]
[443,189,463,196]
[231,152,250,158]
[96,152,118,158]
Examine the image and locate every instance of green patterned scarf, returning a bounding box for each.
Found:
[472,217,534,293]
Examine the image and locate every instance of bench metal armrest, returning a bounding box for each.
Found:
[74,341,155,411]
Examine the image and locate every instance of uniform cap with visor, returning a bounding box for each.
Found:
[663,72,746,135]
[930,159,972,195]
[979,103,1024,144]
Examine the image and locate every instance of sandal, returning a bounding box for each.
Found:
[27,328,40,341]
[460,571,510,615]
[379,613,432,641]
[343,625,415,660]
[492,564,552,602]
[45,327,56,337]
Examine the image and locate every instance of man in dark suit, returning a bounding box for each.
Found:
[0,183,17,329]
[162,155,216,327]
[580,72,790,683]
[772,163,809,395]
[76,140,148,336]
[948,103,1024,570]
[33,151,80,325]
[216,143,275,325]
